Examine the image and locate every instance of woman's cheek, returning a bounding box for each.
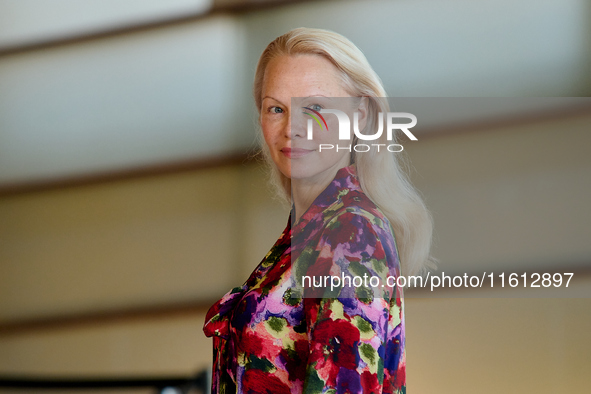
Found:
[261,124,275,146]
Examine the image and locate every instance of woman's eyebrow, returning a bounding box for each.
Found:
[263,95,329,101]
[262,96,282,103]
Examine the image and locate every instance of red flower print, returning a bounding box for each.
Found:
[372,241,386,261]
[393,360,406,389]
[310,318,360,385]
[258,254,290,290]
[305,256,333,278]
[240,330,281,360]
[324,214,360,247]
[202,318,228,338]
[242,369,291,394]
[280,339,308,383]
[302,256,334,298]
[360,370,380,394]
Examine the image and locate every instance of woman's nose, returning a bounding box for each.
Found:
[289,111,306,138]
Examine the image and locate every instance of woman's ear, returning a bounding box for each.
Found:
[356,96,370,132]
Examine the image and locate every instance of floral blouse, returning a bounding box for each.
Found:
[203,165,405,394]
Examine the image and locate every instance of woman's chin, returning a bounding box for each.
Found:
[287,168,316,181]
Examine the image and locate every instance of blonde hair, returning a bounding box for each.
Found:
[253,27,435,276]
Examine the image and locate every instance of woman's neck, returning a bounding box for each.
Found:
[291,163,350,223]
[292,179,329,223]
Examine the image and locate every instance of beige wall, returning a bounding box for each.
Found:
[1,113,590,392]
[0,165,286,322]
[407,111,591,274]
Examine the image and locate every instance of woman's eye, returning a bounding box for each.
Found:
[269,106,283,114]
[309,104,322,112]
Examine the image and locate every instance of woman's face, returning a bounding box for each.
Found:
[260,54,360,184]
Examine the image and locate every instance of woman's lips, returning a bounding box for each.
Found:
[281,147,314,158]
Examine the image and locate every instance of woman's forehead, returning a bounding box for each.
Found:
[261,54,347,100]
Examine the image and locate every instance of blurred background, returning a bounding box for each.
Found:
[1,0,590,393]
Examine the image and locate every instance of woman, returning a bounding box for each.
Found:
[204,28,434,394]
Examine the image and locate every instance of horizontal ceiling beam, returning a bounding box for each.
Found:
[0,0,311,57]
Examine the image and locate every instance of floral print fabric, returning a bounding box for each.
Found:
[203,165,405,393]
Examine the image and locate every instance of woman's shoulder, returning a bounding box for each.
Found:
[322,188,399,261]
[326,188,392,233]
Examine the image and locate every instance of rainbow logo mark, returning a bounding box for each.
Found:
[302,106,328,131]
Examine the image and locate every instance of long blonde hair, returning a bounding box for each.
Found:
[253,27,435,276]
